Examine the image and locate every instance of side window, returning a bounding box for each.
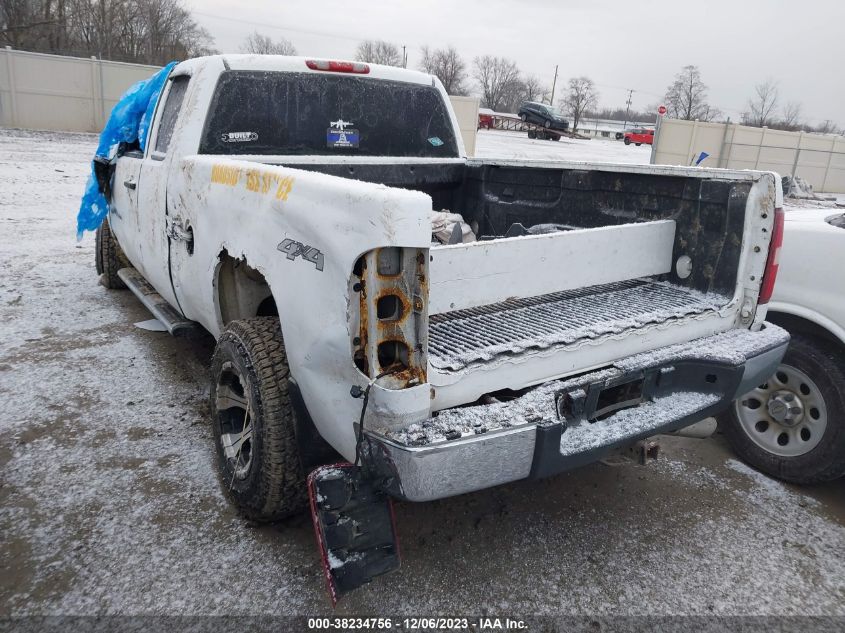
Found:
[153,75,190,155]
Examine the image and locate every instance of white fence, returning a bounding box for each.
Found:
[448,95,479,157]
[0,47,161,133]
[651,117,845,193]
[1,47,483,157]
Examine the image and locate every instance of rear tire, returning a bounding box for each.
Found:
[718,333,845,484]
[543,119,552,129]
[210,317,307,521]
[527,130,536,139]
[520,113,527,122]
[95,218,128,289]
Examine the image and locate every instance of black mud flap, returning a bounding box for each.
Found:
[307,463,401,606]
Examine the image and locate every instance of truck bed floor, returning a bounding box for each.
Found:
[428,279,726,372]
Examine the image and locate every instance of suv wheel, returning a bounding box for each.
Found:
[543,119,552,129]
[210,317,308,521]
[624,138,631,145]
[718,333,845,484]
[520,113,527,122]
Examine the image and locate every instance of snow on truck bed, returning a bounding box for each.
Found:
[428,279,728,372]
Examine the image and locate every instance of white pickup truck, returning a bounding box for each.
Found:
[94,55,789,595]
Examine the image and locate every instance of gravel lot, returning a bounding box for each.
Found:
[1,128,844,617]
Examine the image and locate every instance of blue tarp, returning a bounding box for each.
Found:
[76,61,177,239]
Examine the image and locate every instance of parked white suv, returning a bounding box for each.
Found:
[720,206,845,483]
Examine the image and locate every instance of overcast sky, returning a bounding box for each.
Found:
[193,0,844,125]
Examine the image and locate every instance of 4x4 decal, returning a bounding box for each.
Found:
[277,238,324,272]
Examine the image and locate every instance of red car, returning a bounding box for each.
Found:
[478,108,495,129]
[623,128,654,145]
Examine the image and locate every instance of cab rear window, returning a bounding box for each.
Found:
[199,71,459,157]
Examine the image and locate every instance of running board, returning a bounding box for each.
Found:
[117,268,196,336]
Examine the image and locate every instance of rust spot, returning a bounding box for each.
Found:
[375,288,410,329]
[354,248,428,387]
[357,272,370,376]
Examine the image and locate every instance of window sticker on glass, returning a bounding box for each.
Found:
[221,131,258,143]
[428,136,444,147]
[327,118,359,149]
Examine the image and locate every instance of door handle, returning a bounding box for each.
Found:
[123,180,136,190]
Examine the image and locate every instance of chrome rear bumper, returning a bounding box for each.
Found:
[363,323,789,501]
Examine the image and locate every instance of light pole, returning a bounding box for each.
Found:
[622,88,633,131]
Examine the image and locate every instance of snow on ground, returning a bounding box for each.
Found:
[1,128,844,617]
[475,129,652,164]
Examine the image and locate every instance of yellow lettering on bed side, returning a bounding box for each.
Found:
[210,164,242,186]
[275,176,294,201]
[210,164,294,201]
[245,169,261,192]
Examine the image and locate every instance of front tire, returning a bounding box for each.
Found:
[95,218,128,289]
[718,333,845,484]
[624,138,631,145]
[210,317,307,521]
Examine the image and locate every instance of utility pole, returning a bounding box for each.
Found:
[622,88,633,131]
[549,65,559,105]
[402,45,407,68]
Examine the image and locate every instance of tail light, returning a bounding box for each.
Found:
[306,59,370,74]
[757,207,784,305]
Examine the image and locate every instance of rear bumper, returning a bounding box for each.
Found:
[362,323,789,501]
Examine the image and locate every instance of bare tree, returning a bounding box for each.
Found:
[521,75,548,103]
[593,106,657,124]
[663,65,715,120]
[3,0,217,64]
[700,104,724,123]
[500,79,529,114]
[562,76,598,130]
[813,119,841,135]
[419,45,467,95]
[745,79,779,127]
[240,31,296,55]
[472,55,521,112]
[779,101,802,130]
[355,39,401,66]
